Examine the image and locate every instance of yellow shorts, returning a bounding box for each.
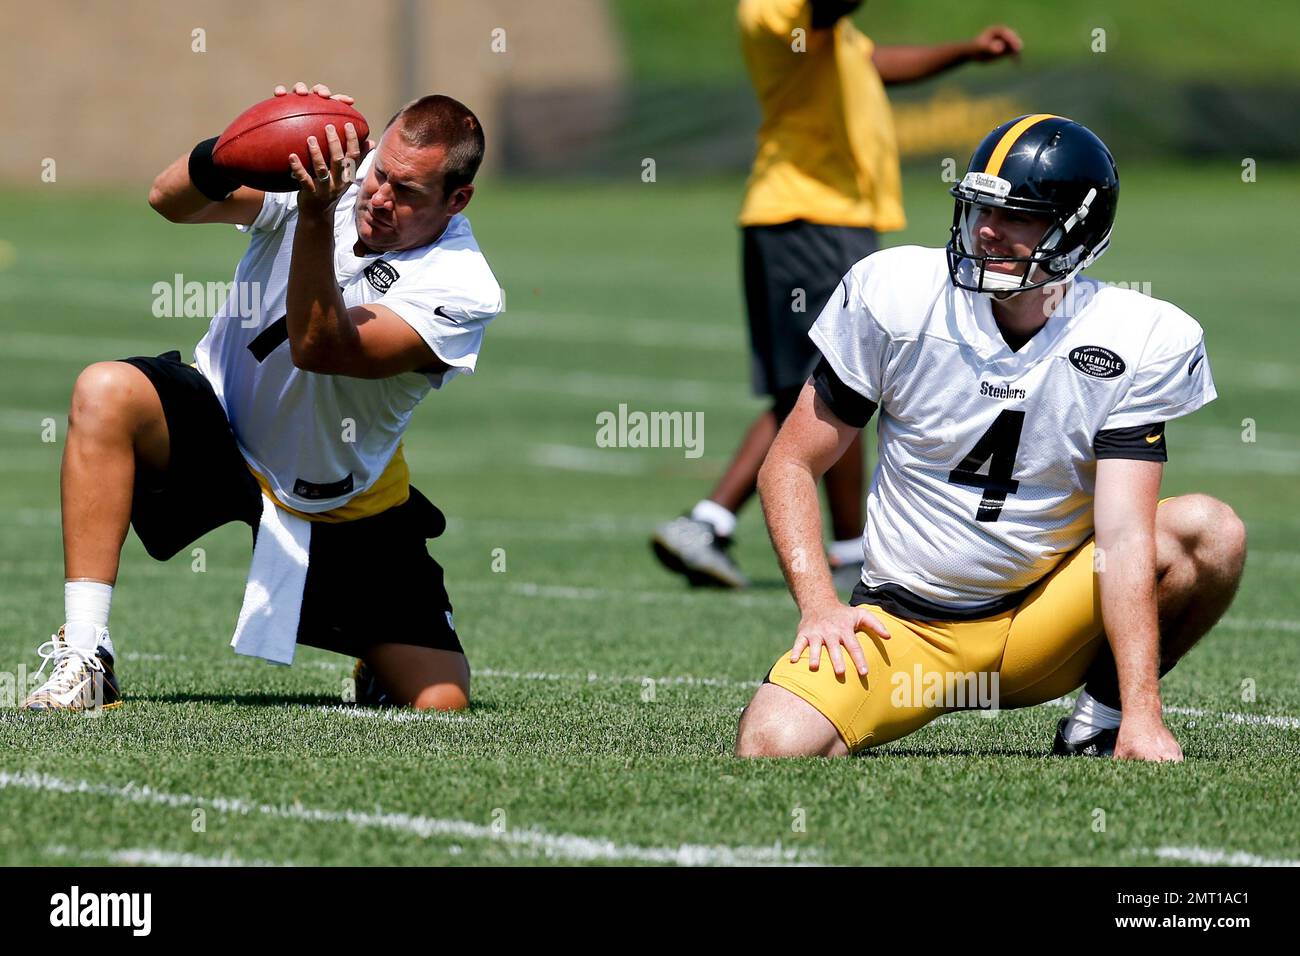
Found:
[768,535,1112,753]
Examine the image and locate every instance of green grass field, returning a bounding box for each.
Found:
[1,162,1298,866]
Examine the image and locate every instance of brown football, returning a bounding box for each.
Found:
[213,95,370,192]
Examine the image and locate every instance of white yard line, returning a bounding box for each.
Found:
[311,705,472,724]
[493,309,742,352]
[1042,696,1300,730]
[0,771,814,866]
[44,844,291,867]
[1145,846,1300,867]
[1215,617,1300,634]
[1163,705,1300,730]
[487,365,752,408]
[455,579,796,609]
[123,653,757,691]
[475,666,757,691]
[122,653,1299,726]
[374,674,1300,727]
[0,410,62,433]
[0,331,758,408]
[0,331,173,362]
[529,444,654,475]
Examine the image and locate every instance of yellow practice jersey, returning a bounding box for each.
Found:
[737,0,905,231]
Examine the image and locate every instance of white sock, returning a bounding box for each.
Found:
[1064,690,1122,744]
[690,500,737,539]
[64,580,113,653]
[828,537,864,565]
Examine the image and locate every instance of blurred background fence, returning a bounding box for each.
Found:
[5,0,1298,188]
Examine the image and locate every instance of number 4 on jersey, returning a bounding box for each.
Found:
[947,409,1025,522]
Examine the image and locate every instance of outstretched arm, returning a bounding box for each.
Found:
[871,25,1022,85]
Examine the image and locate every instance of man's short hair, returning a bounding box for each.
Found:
[384,94,485,195]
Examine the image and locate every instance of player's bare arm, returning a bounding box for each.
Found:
[281,96,437,378]
[147,157,265,226]
[1094,457,1183,762]
[758,383,890,678]
[147,83,357,227]
[871,25,1022,84]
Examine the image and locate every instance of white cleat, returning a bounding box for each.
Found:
[651,516,750,589]
[23,627,122,712]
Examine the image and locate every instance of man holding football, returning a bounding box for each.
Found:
[735,115,1246,761]
[23,83,501,712]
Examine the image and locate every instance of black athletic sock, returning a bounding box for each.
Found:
[1082,642,1177,711]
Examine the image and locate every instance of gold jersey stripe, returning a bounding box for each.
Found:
[247,443,411,523]
[983,114,1061,177]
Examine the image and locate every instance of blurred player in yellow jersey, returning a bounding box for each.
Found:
[653,0,1021,591]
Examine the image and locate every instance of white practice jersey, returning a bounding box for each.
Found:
[194,152,503,513]
[811,245,1216,612]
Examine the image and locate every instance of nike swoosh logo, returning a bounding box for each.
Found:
[1145,433,1162,444]
[434,305,458,322]
[50,676,91,707]
[1188,353,1204,375]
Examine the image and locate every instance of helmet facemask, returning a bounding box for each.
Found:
[946,172,1109,297]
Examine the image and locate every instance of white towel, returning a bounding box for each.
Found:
[230,493,312,666]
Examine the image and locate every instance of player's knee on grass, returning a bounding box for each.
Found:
[364,644,471,712]
[409,681,471,712]
[735,683,847,758]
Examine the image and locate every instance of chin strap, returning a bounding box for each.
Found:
[1044,187,1099,273]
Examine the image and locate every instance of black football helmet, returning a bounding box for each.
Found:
[947,114,1119,295]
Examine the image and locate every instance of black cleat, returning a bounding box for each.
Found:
[1051,717,1118,757]
[351,659,393,707]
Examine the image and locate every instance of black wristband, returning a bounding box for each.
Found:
[187,136,240,202]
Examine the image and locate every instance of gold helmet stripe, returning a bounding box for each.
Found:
[984,114,1063,177]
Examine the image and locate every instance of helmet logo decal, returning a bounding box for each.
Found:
[960,171,1011,199]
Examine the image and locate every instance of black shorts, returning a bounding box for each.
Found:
[743,221,878,398]
[120,351,462,658]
